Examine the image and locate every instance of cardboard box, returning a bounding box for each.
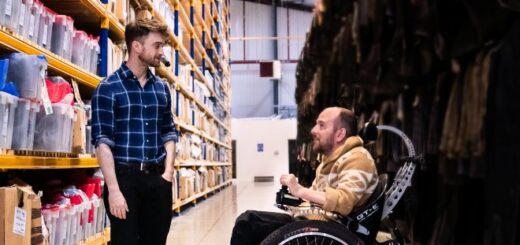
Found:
[172,171,178,202]
[29,192,44,245]
[187,178,194,197]
[179,176,188,200]
[208,170,215,188]
[0,185,39,245]
[72,108,87,153]
[115,0,128,23]
[136,9,153,21]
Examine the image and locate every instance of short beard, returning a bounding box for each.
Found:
[312,138,333,155]
[139,53,161,68]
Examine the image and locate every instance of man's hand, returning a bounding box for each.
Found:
[109,189,129,219]
[161,171,173,182]
[280,174,303,197]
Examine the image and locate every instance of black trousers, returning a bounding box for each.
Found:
[103,165,173,245]
[230,210,296,245]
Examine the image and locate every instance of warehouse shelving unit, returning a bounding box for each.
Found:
[0,0,231,244]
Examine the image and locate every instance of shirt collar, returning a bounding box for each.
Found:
[118,62,157,83]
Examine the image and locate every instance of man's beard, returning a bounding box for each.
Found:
[139,53,161,67]
[312,137,332,155]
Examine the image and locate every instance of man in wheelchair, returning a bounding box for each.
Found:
[230,107,380,245]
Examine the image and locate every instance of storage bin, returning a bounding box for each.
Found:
[51,15,74,60]
[0,92,18,149]
[62,105,75,152]
[17,0,33,38]
[72,30,88,70]
[85,198,100,239]
[37,7,55,50]
[0,0,21,32]
[0,59,8,90]
[64,204,80,245]
[6,53,46,100]
[34,103,74,152]
[26,0,43,42]
[88,36,100,74]
[95,199,105,233]
[55,205,71,245]
[46,76,73,104]
[42,206,60,245]
[12,99,39,150]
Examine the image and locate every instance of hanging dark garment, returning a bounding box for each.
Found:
[426,72,453,155]
[485,19,520,245]
[435,0,511,59]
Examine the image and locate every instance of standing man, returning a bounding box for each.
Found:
[91,19,177,245]
[230,107,379,244]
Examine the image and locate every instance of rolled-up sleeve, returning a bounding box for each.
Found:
[91,81,116,148]
[161,83,178,144]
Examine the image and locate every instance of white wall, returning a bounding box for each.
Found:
[232,118,297,181]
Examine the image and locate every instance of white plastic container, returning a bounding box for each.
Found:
[12,99,39,150]
[42,206,60,245]
[34,103,74,152]
[51,15,74,61]
[26,0,42,42]
[37,7,55,50]
[72,30,88,70]
[65,204,79,245]
[1,0,22,32]
[79,201,89,241]
[17,0,33,39]
[6,53,46,100]
[84,200,95,238]
[54,205,71,245]
[0,92,18,149]
[88,36,100,74]
[95,200,105,234]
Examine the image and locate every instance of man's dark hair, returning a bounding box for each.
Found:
[125,19,168,54]
[336,108,358,137]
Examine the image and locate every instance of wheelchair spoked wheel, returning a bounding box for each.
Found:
[261,220,365,245]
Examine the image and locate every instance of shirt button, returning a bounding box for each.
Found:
[144,106,148,108]
[146,140,149,142]
[145,123,149,126]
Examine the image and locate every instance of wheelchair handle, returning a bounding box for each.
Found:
[374,124,419,219]
[276,185,303,206]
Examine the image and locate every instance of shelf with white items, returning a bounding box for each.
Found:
[155,66,230,133]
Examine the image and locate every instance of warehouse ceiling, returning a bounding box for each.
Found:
[241,0,315,12]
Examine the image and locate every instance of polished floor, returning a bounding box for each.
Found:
[166,180,282,245]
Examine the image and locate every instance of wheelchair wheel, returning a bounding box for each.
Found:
[261,220,365,245]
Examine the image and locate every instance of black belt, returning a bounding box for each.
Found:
[116,161,165,173]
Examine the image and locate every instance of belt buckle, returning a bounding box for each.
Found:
[140,162,146,171]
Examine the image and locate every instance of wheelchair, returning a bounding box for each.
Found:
[261,123,423,245]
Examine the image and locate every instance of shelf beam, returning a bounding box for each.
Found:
[0,155,98,169]
[175,160,231,167]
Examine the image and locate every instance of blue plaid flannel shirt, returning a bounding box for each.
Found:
[91,63,178,164]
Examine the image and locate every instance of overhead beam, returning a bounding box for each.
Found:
[240,0,313,12]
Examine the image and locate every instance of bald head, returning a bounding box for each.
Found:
[322,107,358,137]
[310,107,358,156]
